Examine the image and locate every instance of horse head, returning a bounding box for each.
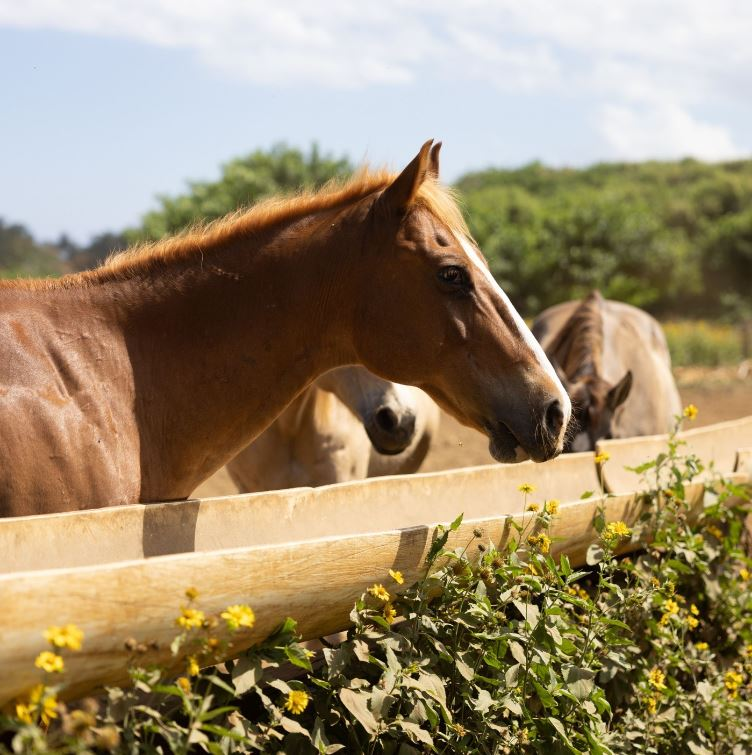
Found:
[556,363,633,452]
[315,367,418,455]
[351,140,571,463]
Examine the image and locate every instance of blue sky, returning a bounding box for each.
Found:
[1,1,750,243]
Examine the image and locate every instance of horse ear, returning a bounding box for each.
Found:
[427,141,442,179]
[607,370,633,410]
[381,139,434,213]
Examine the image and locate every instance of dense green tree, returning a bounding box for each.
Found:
[458,158,752,318]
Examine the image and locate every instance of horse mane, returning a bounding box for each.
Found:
[547,290,605,380]
[1,167,470,291]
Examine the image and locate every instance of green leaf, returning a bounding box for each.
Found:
[398,721,433,746]
[559,554,572,576]
[586,543,605,565]
[231,655,263,696]
[455,655,475,681]
[512,600,540,629]
[339,688,379,735]
[285,643,313,672]
[532,679,556,709]
[370,688,396,721]
[280,716,312,739]
[563,665,596,700]
[474,689,495,714]
[509,641,527,665]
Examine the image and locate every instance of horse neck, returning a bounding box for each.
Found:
[95,211,363,500]
[552,293,605,380]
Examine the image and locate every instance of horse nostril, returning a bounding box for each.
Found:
[375,407,398,433]
[544,399,565,438]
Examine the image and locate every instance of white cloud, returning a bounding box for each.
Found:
[0,0,749,157]
[597,102,742,162]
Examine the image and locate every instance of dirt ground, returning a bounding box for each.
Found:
[193,367,752,498]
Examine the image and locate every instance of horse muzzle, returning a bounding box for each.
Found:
[365,406,417,455]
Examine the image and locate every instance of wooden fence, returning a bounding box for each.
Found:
[1,416,750,705]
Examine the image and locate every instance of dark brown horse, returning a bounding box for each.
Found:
[532,291,680,451]
[0,141,570,517]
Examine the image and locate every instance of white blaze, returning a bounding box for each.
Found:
[456,234,572,430]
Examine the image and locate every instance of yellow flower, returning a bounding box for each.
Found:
[604,521,631,541]
[177,676,191,693]
[744,644,752,657]
[527,533,551,553]
[526,503,540,512]
[176,607,205,630]
[648,667,667,691]
[187,656,200,676]
[644,695,657,715]
[595,452,610,464]
[388,569,404,585]
[537,534,551,554]
[35,651,64,674]
[567,586,577,596]
[284,689,309,715]
[690,604,699,616]
[725,670,744,693]
[687,615,699,630]
[221,604,256,631]
[545,500,560,515]
[26,684,57,726]
[683,404,698,420]
[663,599,679,615]
[706,525,723,540]
[368,584,390,602]
[15,702,33,725]
[384,603,397,624]
[695,642,709,651]
[185,586,199,601]
[518,483,535,494]
[659,613,671,627]
[740,568,750,582]
[650,577,660,589]
[577,587,589,601]
[44,624,84,652]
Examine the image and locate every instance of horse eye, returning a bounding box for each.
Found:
[438,266,466,286]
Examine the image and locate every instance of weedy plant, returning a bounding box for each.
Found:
[1,408,750,754]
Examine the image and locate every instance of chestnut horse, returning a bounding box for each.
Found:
[225,366,440,492]
[532,291,681,451]
[0,140,570,517]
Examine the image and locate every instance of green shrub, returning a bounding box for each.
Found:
[663,321,743,366]
[3,416,751,753]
